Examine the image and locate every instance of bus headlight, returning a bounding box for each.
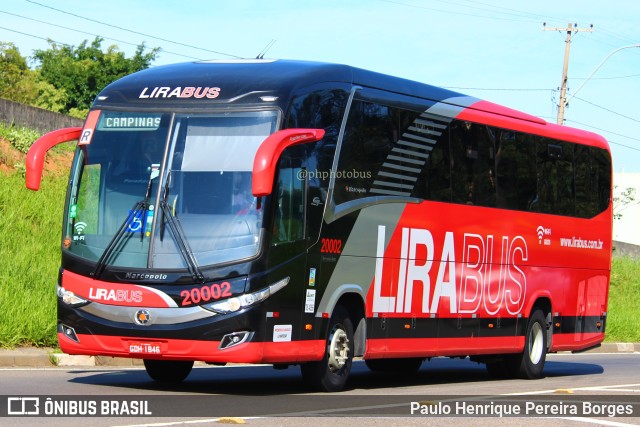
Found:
[204,276,289,314]
[57,286,89,307]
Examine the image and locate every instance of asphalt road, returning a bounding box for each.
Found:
[1,352,640,426]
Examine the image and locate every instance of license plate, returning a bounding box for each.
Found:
[128,341,162,355]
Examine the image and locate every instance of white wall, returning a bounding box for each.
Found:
[613,173,640,246]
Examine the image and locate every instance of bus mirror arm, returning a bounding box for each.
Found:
[25,127,82,191]
[252,128,325,196]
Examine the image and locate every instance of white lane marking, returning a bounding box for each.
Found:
[557,417,640,427]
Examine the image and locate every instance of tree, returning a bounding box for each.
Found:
[0,41,67,112]
[613,186,637,220]
[33,37,159,114]
[0,42,29,99]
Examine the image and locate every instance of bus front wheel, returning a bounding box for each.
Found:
[143,359,194,384]
[510,309,547,379]
[301,305,354,392]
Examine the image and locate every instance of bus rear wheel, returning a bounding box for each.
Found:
[143,359,194,384]
[301,305,353,392]
[509,309,547,379]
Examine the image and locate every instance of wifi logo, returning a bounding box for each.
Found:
[74,222,88,234]
[536,225,551,245]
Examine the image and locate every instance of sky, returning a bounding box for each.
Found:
[2,0,639,172]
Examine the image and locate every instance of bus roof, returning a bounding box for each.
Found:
[92,59,609,151]
[93,59,464,108]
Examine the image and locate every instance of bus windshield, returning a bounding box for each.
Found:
[64,110,279,270]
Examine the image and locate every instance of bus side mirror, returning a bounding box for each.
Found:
[252,128,325,196]
[25,127,82,191]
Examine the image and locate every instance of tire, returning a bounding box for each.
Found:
[365,358,423,374]
[301,305,354,392]
[143,359,194,384]
[509,309,547,379]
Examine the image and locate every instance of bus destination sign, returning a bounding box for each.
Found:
[97,112,162,131]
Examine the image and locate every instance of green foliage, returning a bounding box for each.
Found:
[33,37,159,113]
[607,256,640,342]
[0,172,67,347]
[613,186,637,220]
[0,42,67,111]
[27,75,68,113]
[0,42,29,99]
[68,107,89,120]
[0,123,41,154]
[1,37,158,116]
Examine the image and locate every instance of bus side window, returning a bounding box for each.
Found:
[535,140,575,215]
[575,145,611,218]
[450,121,496,207]
[495,131,537,210]
[272,150,305,245]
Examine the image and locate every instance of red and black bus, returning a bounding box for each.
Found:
[27,59,612,392]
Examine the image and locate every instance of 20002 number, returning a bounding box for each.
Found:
[321,238,342,254]
[181,282,232,306]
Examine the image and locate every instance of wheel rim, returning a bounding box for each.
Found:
[528,322,544,365]
[327,324,350,373]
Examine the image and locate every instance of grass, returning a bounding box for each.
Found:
[0,172,68,347]
[0,123,41,154]
[0,127,639,348]
[606,257,640,342]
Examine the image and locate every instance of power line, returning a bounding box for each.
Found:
[25,0,242,59]
[426,0,545,21]
[379,0,539,23]
[601,139,639,153]
[443,86,552,92]
[587,34,635,52]
[571,96,640,124]
[570,73,640,81]
[0,10,202,61]
[0,24,70,47]
[430,88,640,152]
[544,22,594,125]
[566,120,640,152]
[412,81,640,151]
[453,0,568,23]
[597,27,640,46]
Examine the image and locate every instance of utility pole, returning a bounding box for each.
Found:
[544,22,594,125]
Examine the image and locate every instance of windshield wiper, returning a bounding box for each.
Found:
[92,166,159,279]
[159,199,204,282]
[93,166,204,282]
[92,199,148,279]
[159,170,172,242]
[157,168,203,281]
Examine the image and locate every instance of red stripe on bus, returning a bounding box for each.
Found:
[458,100,609,149]
[364,333,604,358]
[62,270,175,308]
[58,333,325,364]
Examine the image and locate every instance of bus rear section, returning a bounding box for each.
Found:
[25,59,612,392]
[314,93,611,384]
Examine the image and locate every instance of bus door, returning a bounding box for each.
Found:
[301,167,329,347]
[267,146,306,343]
[268,143,331,356]
[277,141,333,351]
